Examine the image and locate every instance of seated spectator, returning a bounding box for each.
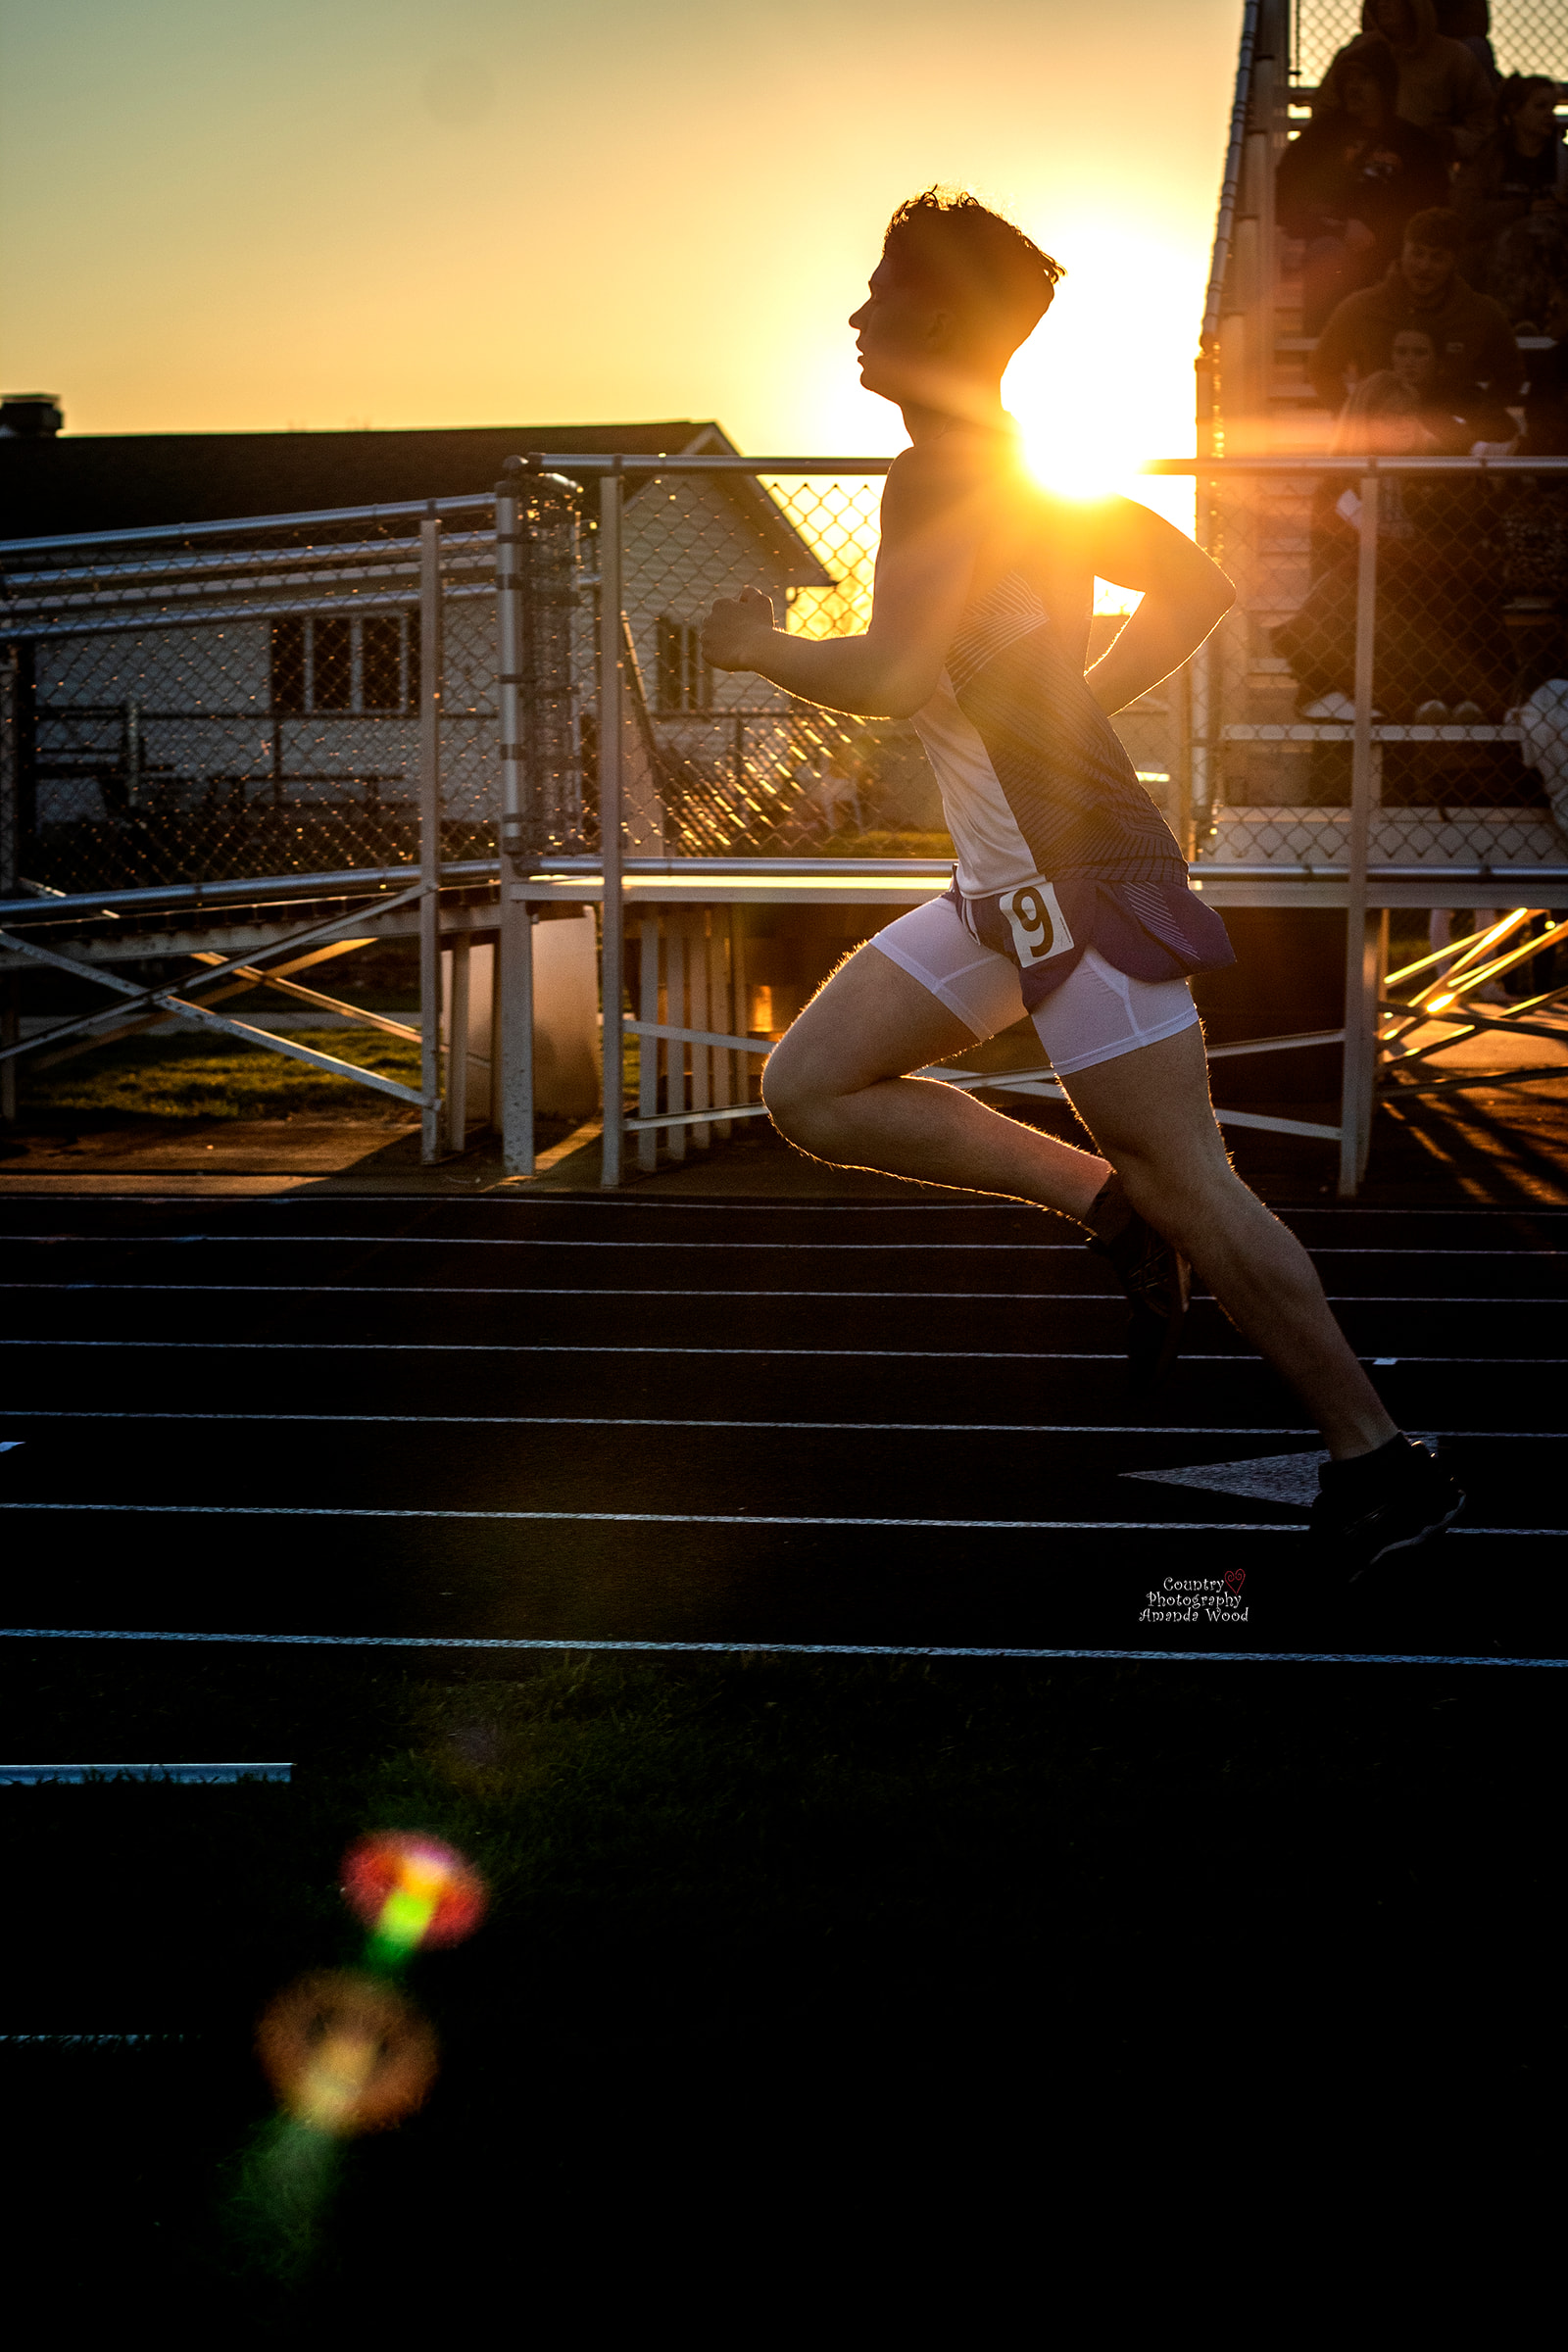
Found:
[1310,206,1524,421]
[1275,363,1512,719]
[1380,321,1502,440]
[1455,74,1567,299]
[1520,279,1568,451]
[1433,0,1498,83]
[1280,34,1448,329]
[1344,0,1495,156]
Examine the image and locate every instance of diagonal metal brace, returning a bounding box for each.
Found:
[0,879,425,1067]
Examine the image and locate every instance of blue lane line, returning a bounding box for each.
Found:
[0,2034,192,2046]
[0,1628,1561,1669]
[0,1762,290,1784]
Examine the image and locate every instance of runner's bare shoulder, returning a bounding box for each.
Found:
[880,434,1020,544]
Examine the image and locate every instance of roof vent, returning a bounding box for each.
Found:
[0,394,64,439]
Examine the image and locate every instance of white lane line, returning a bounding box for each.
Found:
[0,1628,1562,1669]
[0,1411,1550,1439]
[3,1234,1559,1257]
[10,1282,1132,1299]
[3,1283,1557,1304]
[0,1502,1553,1534]
[3,1340,1561,1363]
[0,1501,1306,1529]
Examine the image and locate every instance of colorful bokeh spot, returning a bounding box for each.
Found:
[256,1971,439,2136]
[341,1831,487,1961]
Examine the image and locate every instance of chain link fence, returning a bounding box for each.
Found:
[1195,455,1568,875]
[0,498,497,903]
[1293,2,1567,86]
[600,467,926,862]
[11,454,1566,899]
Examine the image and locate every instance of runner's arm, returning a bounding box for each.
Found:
[1080,497,1234,715]
[700,455,980,718]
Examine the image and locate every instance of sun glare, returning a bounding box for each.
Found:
[1020,430,1140,505]
[1003,217,1201,539]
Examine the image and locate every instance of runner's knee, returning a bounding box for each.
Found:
[760,1041,834,1147]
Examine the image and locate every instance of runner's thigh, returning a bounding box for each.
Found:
[765,900,1024,1097]
[1057,1020,1231,1174]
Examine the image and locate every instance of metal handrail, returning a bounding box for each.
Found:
[0,491,497,559]
[1199,0,1262,367]
[0,861,500,926]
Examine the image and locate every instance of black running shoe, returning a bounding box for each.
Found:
[1085,1175,1191,1392]
[1309,1435,1465,1581]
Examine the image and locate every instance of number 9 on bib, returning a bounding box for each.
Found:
[999,879,1074,966]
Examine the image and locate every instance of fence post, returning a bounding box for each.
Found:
[599,465,625,1187]
[418,515,444,1165]
[1189,467,1216,855]
[0,648,17,1123]
[495,464,536,1178]
[1338,470,1380,1199]
[446,933,470,1152]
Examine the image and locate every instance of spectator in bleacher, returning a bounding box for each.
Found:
[1521,279,1568,451]
[1310,206,1523,419]
[1345,0,1494,155]
[1454,75,1567,300]
[1276,357,1511,719]
[1433,0,1498,83]
[1280,35,1448,329]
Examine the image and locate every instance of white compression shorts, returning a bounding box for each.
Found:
[869,893,1200,1078]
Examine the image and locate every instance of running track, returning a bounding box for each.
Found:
[0,1193,1561,1666]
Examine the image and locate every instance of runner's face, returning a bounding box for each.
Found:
[850,259,950,405]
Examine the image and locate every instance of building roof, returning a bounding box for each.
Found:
[0,419,731,538]
[0,415,834,587]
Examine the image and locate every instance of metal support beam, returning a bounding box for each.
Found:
[418,516,444,1164]
[598,466,625,1188]
[637,917,659,1173]
[495,466,535,1178]
[1339,471,1380,1199]
[446,934,470,1152]
[499,891,535,1178]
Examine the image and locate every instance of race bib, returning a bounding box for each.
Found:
[997,879,1074,966]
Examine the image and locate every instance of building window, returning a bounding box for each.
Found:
[657,616,710,711]
[363,614,402,710]
[270,617,306,713]
[270,613,418,713]
[313,616,353,710]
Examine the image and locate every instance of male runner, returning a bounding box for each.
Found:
[701,188,1463,1576]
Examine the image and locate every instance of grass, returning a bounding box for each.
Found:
[19,1027,423,1123]
[0,1647,1559,2320]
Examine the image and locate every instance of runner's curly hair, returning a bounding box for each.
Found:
[882,188,1063,348]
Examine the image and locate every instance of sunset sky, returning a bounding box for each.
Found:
[0,0,1244,475]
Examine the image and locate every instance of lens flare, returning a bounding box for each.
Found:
[341,1831,487,1962]
[256,1970,438,2136]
